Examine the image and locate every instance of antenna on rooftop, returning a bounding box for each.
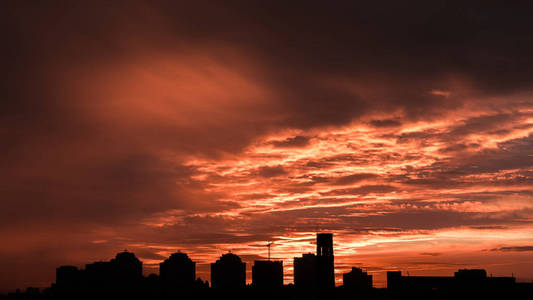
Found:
[266,242,273,261]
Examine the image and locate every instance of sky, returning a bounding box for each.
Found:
[2,0,533,291]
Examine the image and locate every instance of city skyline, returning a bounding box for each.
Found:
[3,1,533,294]
[9,232,525,298]
[9,232,530,294]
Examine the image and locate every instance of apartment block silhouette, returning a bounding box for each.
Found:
[210,253,246,288]
[252,260,283,288]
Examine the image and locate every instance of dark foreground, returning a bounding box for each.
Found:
[3,285,533,300]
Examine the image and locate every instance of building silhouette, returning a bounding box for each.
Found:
[294,233,335,288]
[111,251,143,283]
[294,253,318,288]
[85,261,113,290]
[159,252,196,289]
[54,251,143,295]
[387,269,516,292]
[316,233,335,288]
[211,253,246,288]
[252,260,283,288]
[343,267,372,290]
[55,265,80,292]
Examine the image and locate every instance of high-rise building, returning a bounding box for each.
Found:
[111,251,143,282]
[211,253,246,288]
[316,233,335,288]
[160,252,196,288]
[316,233,333,257]
[293,233,335,288]
[252,260,283,288]
[85,261,113,288]
[294,253,318,288]
[343,267,372,289]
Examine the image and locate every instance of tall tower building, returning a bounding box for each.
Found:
[293,233,335,288]
[316,233,333,257]
[316,233,335,288]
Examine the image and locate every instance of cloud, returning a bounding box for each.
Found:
[369,119,402,128]
[491,246,533,252]
[321,185,397,196]
[269,136,311,148]
[256,165,288,178]
[419,252,442,256]
[332,173,379,186]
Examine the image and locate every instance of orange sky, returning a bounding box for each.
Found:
[2,0,533,292]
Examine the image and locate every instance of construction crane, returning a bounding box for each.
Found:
[266,242,273,261]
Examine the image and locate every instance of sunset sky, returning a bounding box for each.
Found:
[3,1,533,292]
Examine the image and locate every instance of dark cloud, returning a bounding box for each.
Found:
[256,165,288,178]
[438,143,470,153]
[5,1,533,147]
[443,134,533,175]
[321,185,397,196]
[419,252,442,256]
[270,136,311,148]
[491,246,533,252]
[469,225,509,230]
[333,173,379,185]
[370,119,402,128]
[350,210,530,231]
